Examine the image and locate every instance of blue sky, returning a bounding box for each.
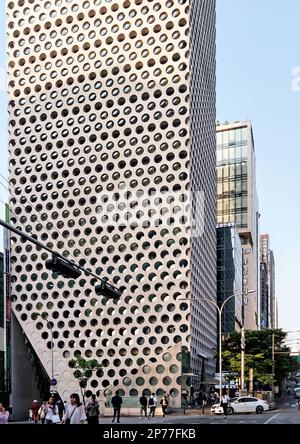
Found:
[217,0,300,331]
[0,2,299,331]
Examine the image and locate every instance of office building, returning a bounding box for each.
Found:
[217,224,243,334]
[216,121,259,329]
[7,0,217,416]
[260,234,277,329]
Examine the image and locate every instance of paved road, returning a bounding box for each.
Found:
[95,397,300,425]
[95,410,300,425]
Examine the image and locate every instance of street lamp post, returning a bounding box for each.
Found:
[37,313,54,380]
[180,290,255,401]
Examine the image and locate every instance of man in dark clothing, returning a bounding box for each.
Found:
[55,398,64,421]
[112,390,123,423]
[139,393,148,418]
[86,394,100,424]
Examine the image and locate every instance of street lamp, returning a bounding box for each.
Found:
[179,290,255,401]
[36,313,54,381]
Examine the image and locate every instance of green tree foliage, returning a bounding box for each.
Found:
[222,329,297,390]
[69,357,102,404]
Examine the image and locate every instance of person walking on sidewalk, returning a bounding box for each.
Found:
[0,403,9,424]
[30,400,39,423]
[221,392,230,418]
[160,393,169,417]
[62,393,86,424]
[111,390,123,423]
[44,396,60,424]
[86,394,100,424]
[38,401,47,424]
[139,392,148,418]
[148,393,157,419]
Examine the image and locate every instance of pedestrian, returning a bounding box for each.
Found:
[190,385,194,405]
[165,392,170,406]
[148,393,157,419]
[28,408,33,422]
[56,398,64,421]
[139,392,148,418]
[202,391,207,413]
[160,392,169,417]
[38,401,47,424]
[210,391,217,405]
[62,393,86,424]
[193,390,199,406]
[45,396,60,424]
[111,390,123,423]
[0,403,9,424]
[220,392,230,418]
[198,391,203,406]
[182,393,188,413]
[31,400,39,423]
[86,394,100,424]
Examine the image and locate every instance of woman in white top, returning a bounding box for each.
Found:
[45,396,59,424]
[62,393,86,424]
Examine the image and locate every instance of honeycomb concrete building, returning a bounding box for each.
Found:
[7,0,216,417]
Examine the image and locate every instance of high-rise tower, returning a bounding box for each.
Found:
[7,0,216,417]
[260,234,276,329]
[216,121,259,330]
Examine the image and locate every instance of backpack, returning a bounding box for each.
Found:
[149,397,154,406]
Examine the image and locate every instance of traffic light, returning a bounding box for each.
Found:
[45,255,82,279]
[95,279,122,299]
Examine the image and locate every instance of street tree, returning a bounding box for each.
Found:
[69,357,102,405]
[222,329,297,393]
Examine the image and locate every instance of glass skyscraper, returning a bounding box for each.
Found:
[216,121,259,330]
[217,224,243,334]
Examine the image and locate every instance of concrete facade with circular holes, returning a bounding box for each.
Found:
[7,0,216,410]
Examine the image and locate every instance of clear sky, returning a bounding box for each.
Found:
[0,2,299,332]
[217,0,300,331]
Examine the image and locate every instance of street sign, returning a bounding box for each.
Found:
[50,378,57,386]
[50,386,57,394]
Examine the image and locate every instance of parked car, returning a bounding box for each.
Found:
[211,396,269,415]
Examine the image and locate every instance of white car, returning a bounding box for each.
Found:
[211,396,269,415]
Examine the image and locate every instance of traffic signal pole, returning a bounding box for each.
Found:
[0,218,121,297]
